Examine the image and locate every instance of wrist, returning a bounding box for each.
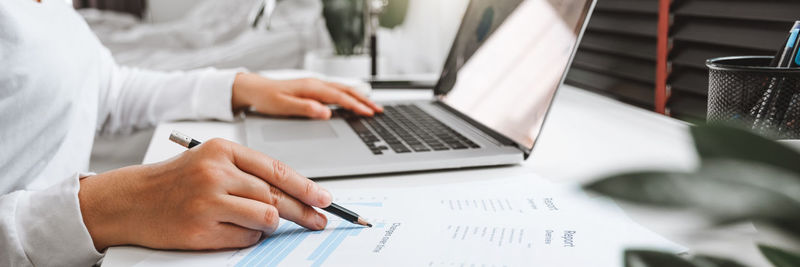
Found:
[231,72,257,112]
[78,170,135,251]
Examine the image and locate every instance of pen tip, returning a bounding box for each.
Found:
[357,218,372,228]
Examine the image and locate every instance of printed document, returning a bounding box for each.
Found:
[107,174,683,266]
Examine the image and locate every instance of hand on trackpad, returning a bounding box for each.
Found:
[261,120,339,142]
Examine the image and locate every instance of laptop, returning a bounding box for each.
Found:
[245,0,596,178]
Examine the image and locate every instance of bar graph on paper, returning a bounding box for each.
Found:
[234,201,386,267]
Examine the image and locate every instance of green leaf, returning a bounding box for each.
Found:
[758,244,800,267]
[584,160,800,234]
[584,171,697,208]
[690,255,748,267]
[623,250,748,267]
[691,124,800,176]
[624,250,695,267]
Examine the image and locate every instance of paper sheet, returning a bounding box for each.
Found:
[123,174,684,266]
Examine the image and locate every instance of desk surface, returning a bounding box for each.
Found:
[103,86,767,266]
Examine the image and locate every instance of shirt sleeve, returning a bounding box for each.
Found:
[0,173,103,267]
[96,52,245,135]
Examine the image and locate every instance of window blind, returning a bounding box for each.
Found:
[565,0,659,109]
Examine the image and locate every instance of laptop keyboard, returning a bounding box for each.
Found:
[341,104,480,155]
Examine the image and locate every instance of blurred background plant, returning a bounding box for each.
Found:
[321,0,365,55]
[321,0,408,55]
[585,124,800,267]
[377,0,407,29]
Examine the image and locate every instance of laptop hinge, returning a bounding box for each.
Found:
[432,101,531,159]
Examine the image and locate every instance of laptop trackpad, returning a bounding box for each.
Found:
[261,120,338,142]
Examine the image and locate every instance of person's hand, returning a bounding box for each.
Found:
[78,138,332,251]
[231,73,383,119]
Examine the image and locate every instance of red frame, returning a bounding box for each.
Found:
[655,0,671,114]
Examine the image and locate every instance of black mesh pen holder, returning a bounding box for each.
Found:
[706,56,800,139]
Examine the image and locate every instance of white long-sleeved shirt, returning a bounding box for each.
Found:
[0,0,239,266]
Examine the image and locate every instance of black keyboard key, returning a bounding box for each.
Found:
[449,141,468,149]
[410,144,430,152]
[393,146,412,153]
[465,140,481,148]
[432,145,450,151]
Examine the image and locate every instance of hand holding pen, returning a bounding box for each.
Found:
[169,131,372,227]
[78,131,361,251]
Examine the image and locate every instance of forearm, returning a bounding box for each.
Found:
[97,65,243,135]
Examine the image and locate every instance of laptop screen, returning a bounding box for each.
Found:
[438,0,594,151]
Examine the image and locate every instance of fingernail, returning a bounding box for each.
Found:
[315,212,328,229]
[317,106,332,119]
[317,186,332,207]
[360,106,373,115]
[264,224,277,236]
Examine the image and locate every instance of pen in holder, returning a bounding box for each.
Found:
[706,56,800,139]
[778,93,800,137]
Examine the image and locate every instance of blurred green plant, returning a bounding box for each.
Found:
[378,0,408,29]
[322,0,409,55]
[322,0,365,55]
[584,124,800,267]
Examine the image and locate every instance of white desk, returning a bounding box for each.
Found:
[103,86,767,266]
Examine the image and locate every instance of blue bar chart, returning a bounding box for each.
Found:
[306,222,375,267]
[235,203,386,267]
[235,222,320,267]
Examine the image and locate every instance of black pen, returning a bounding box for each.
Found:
[168,130,373,228]
[777,21,800,68]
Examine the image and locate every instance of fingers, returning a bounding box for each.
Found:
[270,94,332,119]
[225,172,328,231]
[249,78,381,119]
[325,82,384,113]
[199,140,331,231]
[230,144,333,209]
[272,197,328,231]
[298,85,375,116]
[211,223,264,249]
[217,195,280,234]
